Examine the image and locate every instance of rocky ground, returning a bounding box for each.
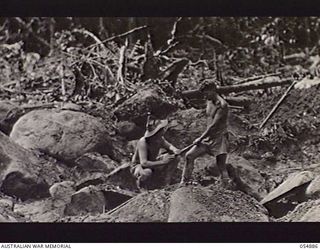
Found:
[1,75,320,222]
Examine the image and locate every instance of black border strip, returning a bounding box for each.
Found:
[1,0,320,16]
[0,223,319,243]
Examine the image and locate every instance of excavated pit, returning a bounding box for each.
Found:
[102,189,134,211]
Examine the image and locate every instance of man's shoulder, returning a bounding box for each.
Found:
[137,137,147,147]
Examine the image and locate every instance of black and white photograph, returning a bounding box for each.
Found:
[0,16,320,240]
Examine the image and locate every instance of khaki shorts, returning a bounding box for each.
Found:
[201,132,229,156]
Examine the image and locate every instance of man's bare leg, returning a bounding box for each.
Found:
[180,144,207,185]
[216,154,232,188]
[135,167,152,192]
[216,154,228,178]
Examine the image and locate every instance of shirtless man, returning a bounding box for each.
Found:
[180,80,232,187]
[131,119,180,191]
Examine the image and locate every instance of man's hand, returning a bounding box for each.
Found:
[193,137,202,145]
[173,148,181,155]
[162,154,177,164]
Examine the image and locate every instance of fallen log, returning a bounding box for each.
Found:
[283,52,306,61]
[182,77,292,98]
[218,77,292,94]
[234,73,281,85]
[181,89,251,107]
[226,96,252,107]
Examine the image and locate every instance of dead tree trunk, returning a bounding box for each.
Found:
[159,58,189,86]
[217,77,292,94]
[181,76,293,107]
[182,89,251,107]
[182,77,292,97]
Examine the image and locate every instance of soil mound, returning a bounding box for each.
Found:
[169,185,269,222]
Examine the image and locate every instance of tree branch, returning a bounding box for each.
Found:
[73,28,108,52]
[84,25,148,51]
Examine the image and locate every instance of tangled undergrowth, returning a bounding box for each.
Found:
[0,30,185,112]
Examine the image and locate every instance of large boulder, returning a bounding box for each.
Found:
[226,154,268,200]
[110,136,135,163]
[113,84,177,127]
[261,171,314,205]
[203,155,268,195]
[278,200,320,222]
[261,171,314,218]
[0,131,72,201]
[49,181,76,208]
[10,109,114,162]
[0,194,25,222]
[64,186,105,216]
[115,121,145,141]
[305,175,320,199]
[166,108,206,148]
[168,185,269,222]
[75,152,118,173]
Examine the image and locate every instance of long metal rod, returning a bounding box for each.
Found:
[259,81,297,129]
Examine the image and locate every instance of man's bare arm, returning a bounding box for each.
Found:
[162,138,180,154]
[198,104,228,141]
[138,139,174,169]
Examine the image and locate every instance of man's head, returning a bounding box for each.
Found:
[199,80,218,100]
[144,119,168,140]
